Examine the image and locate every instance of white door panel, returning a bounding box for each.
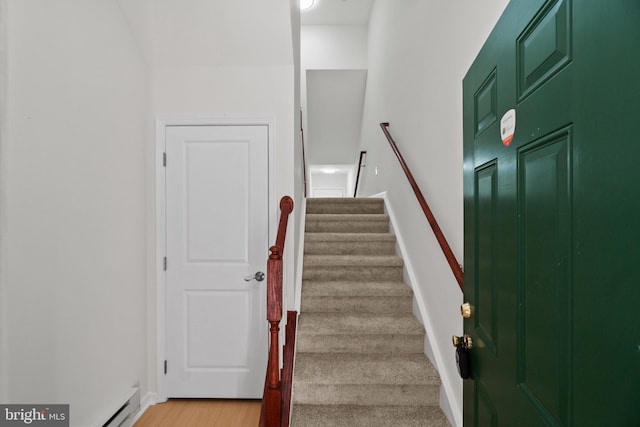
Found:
[164,125,268,398]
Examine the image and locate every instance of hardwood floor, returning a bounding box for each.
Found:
[133,399,261,427]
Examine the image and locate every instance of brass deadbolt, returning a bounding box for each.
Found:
[461,302,472,318]
[464,334,473,350]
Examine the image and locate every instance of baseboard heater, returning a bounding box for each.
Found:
[102,387,140,427]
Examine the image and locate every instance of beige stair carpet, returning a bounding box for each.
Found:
[291,198,449,427]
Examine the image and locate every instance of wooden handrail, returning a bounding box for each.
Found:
[380,123,464,291]
[353,150,367,197]
[275,197,294,251]
[260,196,294,427]
[300,110,308,198]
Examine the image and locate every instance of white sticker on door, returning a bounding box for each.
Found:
[500,109,516,147]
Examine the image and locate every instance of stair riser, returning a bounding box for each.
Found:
[304,240,396,255]
[298,314,424,336]
[292,384,440,407]
[294,354,439,385]
[306,207,384,215]
[296,334,423,354]
[306,220,389,233]
[302,266,403,282]
[306,200,384,215]
[301,296,413,314]
[301,281,413,298]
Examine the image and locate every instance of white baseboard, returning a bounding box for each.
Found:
[370,191,460,427]
[129,392,157,426]
[293,197,307,313]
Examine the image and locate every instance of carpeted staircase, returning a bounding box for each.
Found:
[291,198,449,426]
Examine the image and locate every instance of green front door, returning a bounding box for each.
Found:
[463,1,640,425]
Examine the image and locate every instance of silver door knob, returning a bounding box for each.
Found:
[244,271,265,282]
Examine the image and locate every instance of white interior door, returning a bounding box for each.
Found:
[164,125,269,398]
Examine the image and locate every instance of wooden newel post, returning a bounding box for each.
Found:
[265,245,283,426]
[260,196,294,427]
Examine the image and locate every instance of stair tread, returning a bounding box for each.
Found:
[303,254,403,266]
[296,332,423,353]
[307,197,384,203]
[301,281,412,296]
[304,232,395,241]
[291,383,440,407]
[304,234,396,256]
[291,404,449,427]
[305,214,390,233]
[298,312,424,334]
[306,213,389,221]
[306,198,385,215]
[302,297,412,314]
[294,352,440,385]
[301,284,413,313]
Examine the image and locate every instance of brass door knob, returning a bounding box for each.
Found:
[460,302,472,318]
[452,334,473,350]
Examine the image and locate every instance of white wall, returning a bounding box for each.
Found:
[148,64,295,393]
[357,1,509,425]
[288,0,305,313]
[0,0,298,422]
[300,25,368,169]
[301,25,368,70]
[1,1,148,425]
[0,0,8,403]
[306,69,367,165]
[117,0,299,400]
[117,0,294,68]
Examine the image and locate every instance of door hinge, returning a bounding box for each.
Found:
[163,152,166,167]
[164,360,167,375]
[163,257,167,271]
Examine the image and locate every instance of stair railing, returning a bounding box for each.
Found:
[280,310,298,426]
[260,196,295,427]
[300,110,308,198]
[353,150,367,197]
[379,122,464,290]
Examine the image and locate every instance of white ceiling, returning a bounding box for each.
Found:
[301,0,375,25]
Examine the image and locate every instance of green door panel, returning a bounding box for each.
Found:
[463,1,640,425]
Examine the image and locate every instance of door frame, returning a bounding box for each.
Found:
[154,116,277,402]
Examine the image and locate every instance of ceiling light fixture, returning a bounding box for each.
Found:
[300,0,315,11]
[321,168,337,174]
